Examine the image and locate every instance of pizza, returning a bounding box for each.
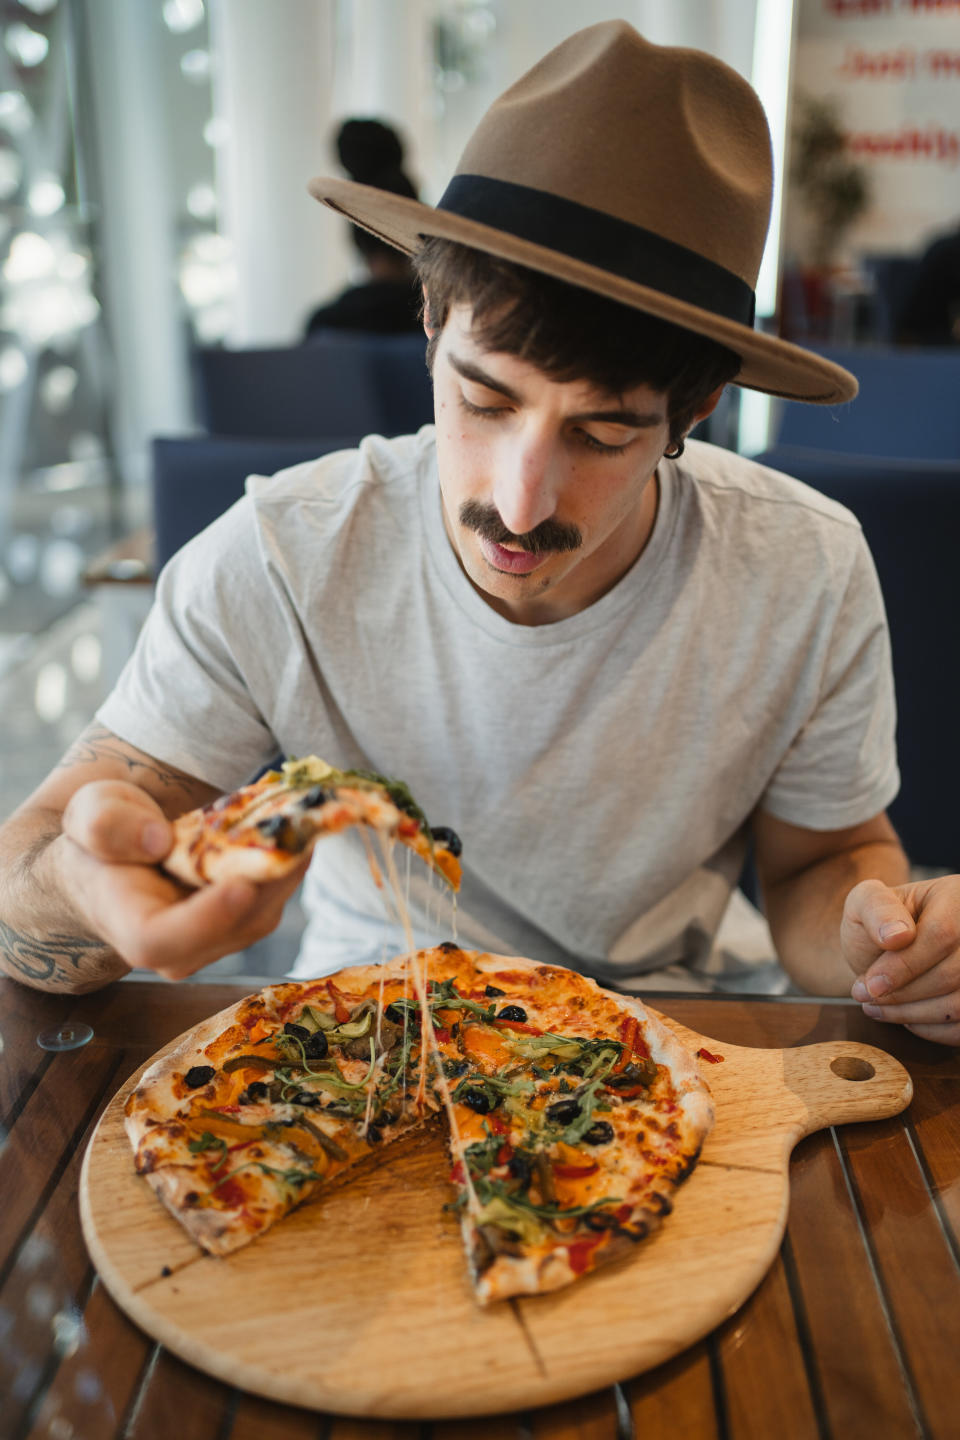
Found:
[124,946,714,1303]
[163,755,462,890]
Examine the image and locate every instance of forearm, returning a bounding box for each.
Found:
[0,806,128,993]
[762,837,910,995]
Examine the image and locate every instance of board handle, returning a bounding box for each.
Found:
[781,1039,913,1135]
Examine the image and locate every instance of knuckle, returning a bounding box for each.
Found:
[919,913,958,958]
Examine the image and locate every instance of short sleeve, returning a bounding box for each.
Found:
[96,497,281,791]
[759,531,900,830]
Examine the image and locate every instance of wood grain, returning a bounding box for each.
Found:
[79,1015,912,1420]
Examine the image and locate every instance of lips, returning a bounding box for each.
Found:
[478,537,548,575]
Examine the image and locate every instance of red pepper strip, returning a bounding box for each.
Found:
[552,1161,599,1180]
[488,1114,510,1135]
[603,1083,647,1099]
[493,1019,544,1035]
[434,1026,451,1044]
[325,978,351,1023]
[614,1203,633,1224]
[496,1143,513,1165]
[611,1016,639,1073]
[397,816,420,837]
[565,1236,605,1275]
[449,1160,466,1185]
[696,1047,725,1064]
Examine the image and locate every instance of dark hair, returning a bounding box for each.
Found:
[336,119,417,262]
[413,238,741,444]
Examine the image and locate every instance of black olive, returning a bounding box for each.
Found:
[239,1081,269,1104]
[429,826,462,858]
[606,1061,655,1090]
[508,1153,532,1187]
[184,1066,215,1088]
[460,1086,494,1115]
[366,1125,383,1144]
[497,1005,527,1023]
[584,1210,618,1232]
[583,1121,615,1146]
[438,940,461,954]
[298,785,329,808]
[303,1031,328,1060]
[546,1097,581,1125]
[293,1090,320,1106]
[484,985,505,997]
[255,815,301,851]
[442,1058,469,1079]
[283,1022,311,1042]
[384,1002,412,1026]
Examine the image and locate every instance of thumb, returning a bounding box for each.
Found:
[841,879,916,971]
[62,779,173,865]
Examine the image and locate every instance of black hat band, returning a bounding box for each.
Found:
[437,174,756,328]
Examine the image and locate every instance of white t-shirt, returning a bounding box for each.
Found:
[97,429,899,987]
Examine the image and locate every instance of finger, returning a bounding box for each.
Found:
[861,991,960,1026]
[852,952,960,1006]
[854,891,960,1001]
[104,874,262,978]
[841,880,916,978]
[91,853,311,980]
[63,780,172,864]
[904,1021,960,1046]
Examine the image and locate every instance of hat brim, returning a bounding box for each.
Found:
[309,176,857,406]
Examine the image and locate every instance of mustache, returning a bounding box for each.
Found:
[459,500,582,556]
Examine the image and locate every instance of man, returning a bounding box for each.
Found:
[1,22,958,1044]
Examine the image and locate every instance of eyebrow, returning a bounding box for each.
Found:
[448,352,665,428]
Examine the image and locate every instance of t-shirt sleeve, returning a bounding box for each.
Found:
[759,530,900,830]
[96,497,282,793]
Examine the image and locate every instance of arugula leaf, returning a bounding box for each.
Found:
[187,1131,228,1172]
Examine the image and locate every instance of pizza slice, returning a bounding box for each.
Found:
[123,950,714,1301]
[163,755,462,890]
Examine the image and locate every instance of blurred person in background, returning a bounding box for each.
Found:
[303,118,422,337]
[894,219,960,346]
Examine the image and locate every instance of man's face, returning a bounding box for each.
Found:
[431,305,674,626]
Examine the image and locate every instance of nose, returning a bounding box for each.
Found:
[491,426,564,538]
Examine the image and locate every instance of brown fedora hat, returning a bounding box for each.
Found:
[309,21,856,405]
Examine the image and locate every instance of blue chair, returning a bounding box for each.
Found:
[152,435,361,570]
[774,345,960,460]
[754,446,960,871]
[192,332,433,439]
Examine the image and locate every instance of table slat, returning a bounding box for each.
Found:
[0,1040,124,1279]
[228,1390,325,1439]
[433,1417,528,1438]
[123,1346,234,1440]
[530,1386,622,1439]
[907,1075,960,1250]
[713,1251,820,1439]
[785,1126,922,1439]
[24,1281,154,1440]
[625,1341,720,1439]
[842,1115,960,1440]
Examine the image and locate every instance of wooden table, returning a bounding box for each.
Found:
[2,977,958,1440]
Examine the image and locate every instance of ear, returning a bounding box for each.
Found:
[422,284,436,339]
[689,384,725,427]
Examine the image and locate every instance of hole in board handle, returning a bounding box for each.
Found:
[831,1055,875,1082]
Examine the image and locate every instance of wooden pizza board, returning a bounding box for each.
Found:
[79,1014,912,1419]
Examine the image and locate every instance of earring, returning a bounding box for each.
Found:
[663,439,685,459]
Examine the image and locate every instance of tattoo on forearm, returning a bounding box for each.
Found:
[57,723,196,796]
[0,917,115,985]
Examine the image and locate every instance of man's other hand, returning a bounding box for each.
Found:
[842,876,960,1045]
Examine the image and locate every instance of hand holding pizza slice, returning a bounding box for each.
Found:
[163,756,462,891]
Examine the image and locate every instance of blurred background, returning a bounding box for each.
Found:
[1,0,958,974]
